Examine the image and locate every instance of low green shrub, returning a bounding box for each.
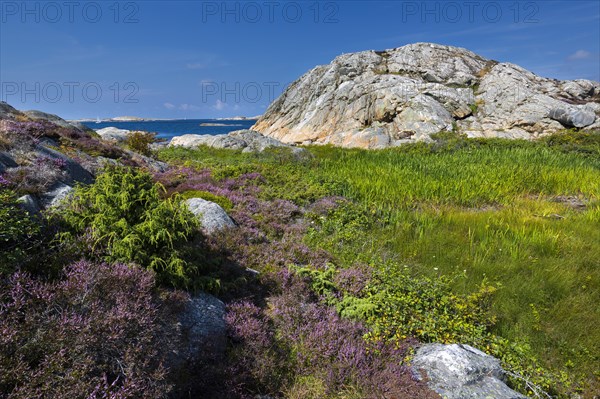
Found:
[430,130,466,142]
[126,131,157,156]
[0,188,42,275]
[59,165,199,286]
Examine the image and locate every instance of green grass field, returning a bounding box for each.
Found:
[159,131,600,397]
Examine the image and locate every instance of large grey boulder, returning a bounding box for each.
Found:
[230,129,289,152]
[185,197,236,234]
[412,343,526,399]
[95,126,131,142]
[548,106,596,128]
[252,43,599,148]
[169,133,246,149]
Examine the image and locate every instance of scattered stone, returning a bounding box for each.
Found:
[41,183,74,208]
[412,343,527,399]
[124,149,169,173]
[185,197,236,234]
[172,293,226,361]
[551,195,587,209]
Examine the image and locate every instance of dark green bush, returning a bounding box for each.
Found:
[0,188,42,275]
[126,131,157,156]
[59,166,199,286]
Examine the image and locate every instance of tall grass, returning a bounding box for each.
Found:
[309,143,600,208]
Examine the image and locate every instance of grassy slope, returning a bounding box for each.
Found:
[159,133,600,395]
[307,142,600,390]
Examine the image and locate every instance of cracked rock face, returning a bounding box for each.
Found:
[252,43,600,148]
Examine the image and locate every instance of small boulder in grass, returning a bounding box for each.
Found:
[412,343,527,399]
[185,197,236,234]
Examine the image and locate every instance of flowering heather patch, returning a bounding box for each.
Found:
[154,166,263,205]
[0,175,10,186]
[0,119,125,160]
[35,155,67,170]
[1,155,69,194]
[0,120,55,139]
[4,163,64,195]
[0,261,176,398]
[225,270,436,399]
[224,301,290,397]
[307,195,347,216]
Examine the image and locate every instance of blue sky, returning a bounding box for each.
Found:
[1,0,598,119]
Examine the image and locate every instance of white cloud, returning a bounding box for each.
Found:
[186,62,208,70]
[568,50,592,61]
[163,102,176,110]
[179,104,200,111]
[185,55,229,70]
[213,100,227,111]
[199,79,215,87]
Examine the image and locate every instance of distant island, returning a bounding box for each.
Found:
[199,123,244,127]
[111,116,145,121]
[216,115,262,121]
